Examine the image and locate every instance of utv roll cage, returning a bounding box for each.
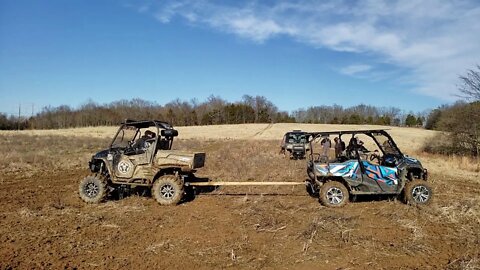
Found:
[110,119,179,153]
[307,129,404,160]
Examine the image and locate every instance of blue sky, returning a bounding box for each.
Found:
[1,0,479,116]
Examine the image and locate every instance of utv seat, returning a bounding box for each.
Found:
[156,139,170,151]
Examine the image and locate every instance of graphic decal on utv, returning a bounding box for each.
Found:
[314,161,399,185]
[315,161,361,179]
[361,161,398,186]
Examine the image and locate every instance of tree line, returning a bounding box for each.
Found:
[424,101,480,157]
[1,94,426,130]
[2,95,294,130]
[424,65,480,157]
[2,96,424,130]
[293,105,424,127]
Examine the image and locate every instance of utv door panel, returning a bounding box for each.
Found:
[114,157,136,179]
[314,161,362,182]
[360,161,399,193]
[114,144,156,178]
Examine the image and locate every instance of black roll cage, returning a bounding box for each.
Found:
[307,129,403,162]
[109,119,178,154]
[283,131,312,144]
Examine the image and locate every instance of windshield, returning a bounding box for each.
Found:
[287,133,307,144]
[373,133,401,155]
[111,125,138,148]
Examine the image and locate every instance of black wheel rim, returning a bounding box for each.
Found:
[84,182,99,198]
[160,184,176,200]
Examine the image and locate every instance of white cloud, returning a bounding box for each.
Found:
[339,64,372,76]
[136,0,480,100]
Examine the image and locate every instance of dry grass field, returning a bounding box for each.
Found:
[0,123,437,151]
[0,124,479,269]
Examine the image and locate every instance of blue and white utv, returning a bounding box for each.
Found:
[306,129,432,207]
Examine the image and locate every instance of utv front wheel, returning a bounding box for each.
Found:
[319,181,349,207]
[152,175,184,206]
[404,180,432,205]
[79,175,108,203]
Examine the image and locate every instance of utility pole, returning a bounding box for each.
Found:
[18,103,21,131]
[31,103,35,129]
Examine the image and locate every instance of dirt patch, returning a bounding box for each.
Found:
[0,136,478,269]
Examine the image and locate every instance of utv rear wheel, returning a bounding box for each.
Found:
[152,175,184,206]
[319,181,349,207]
[404,180,432,205]
[79,175,107,203]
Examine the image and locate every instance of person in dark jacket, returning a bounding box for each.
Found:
[334,137,345,158]
[131,130,156,153]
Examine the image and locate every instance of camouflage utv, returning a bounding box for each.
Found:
[79,120,205,205]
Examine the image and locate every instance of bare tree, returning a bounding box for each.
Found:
[458,65,480,101]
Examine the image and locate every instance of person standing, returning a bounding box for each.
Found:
[334,137,343,158]
[320,136,331,162]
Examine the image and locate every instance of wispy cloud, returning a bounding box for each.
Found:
[133,0,480,100]
[339,64,372,76]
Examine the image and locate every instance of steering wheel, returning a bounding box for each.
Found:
[144,141,152,149]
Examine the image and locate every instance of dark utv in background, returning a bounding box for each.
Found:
[280,130,311,159]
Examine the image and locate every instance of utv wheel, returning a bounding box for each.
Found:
[79,175,107,203]
[404,180,432,205]
[319,181,349,207]
[152,175,184,206]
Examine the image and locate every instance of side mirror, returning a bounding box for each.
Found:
[161,129,178,137]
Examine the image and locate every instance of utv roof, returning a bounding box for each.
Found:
[308,129,402,155]
[121,119,173,129]
[286,130,308,134]
[308,129,391,137]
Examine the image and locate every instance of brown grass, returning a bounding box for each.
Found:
[0,123,438,153]
[0,126,479,269]
[0,134,109,178]
[175,139,304,184]
[418,152,480,174]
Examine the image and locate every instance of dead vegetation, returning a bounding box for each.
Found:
[0,123,437,151]
[0,134,109,178]
[0,131,479,269]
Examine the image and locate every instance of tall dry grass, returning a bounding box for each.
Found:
[0,133,478,268]
[0,123,437,153]
[0,134,109,178]
[419,152,480,174]
[174,139,306,193]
